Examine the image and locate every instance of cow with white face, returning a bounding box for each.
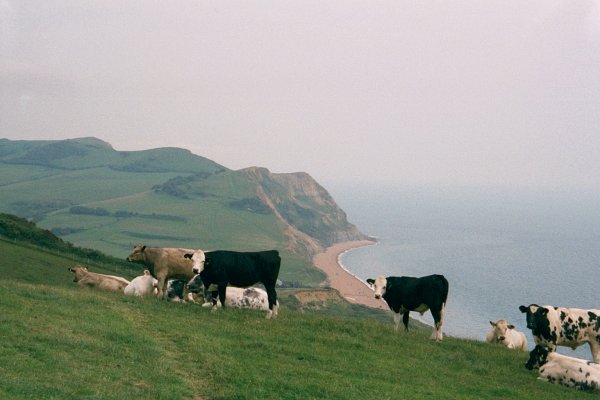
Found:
[367,274,449,341]
[188,250,206,274]
[184,249,281,319]
[519,304,600,363]
[486,319,527,350]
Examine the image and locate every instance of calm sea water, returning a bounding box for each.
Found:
[329,184,600,359]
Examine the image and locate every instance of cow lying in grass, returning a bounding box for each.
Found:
[486,319,527,350]
[69,265,129,293]
[187,274,273,311]
[124,270,158,297]
[526,345,600,391]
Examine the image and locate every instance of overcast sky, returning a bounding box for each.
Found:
[1,1,600,189]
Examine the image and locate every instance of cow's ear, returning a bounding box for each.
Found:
[184,253,192,259]
[366,279,375,285]
[507,324,515,329]
[141,245,147,252]
[489,321,495,327]
[540,308,549,316]
[518,305,527,313]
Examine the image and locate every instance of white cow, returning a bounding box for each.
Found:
[526,345,600,391]
[124,270,158,297]
[486,319,527,350]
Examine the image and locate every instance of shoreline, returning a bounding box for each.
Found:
[312,240,388,310]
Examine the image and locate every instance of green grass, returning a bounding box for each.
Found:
[0,239,594,399]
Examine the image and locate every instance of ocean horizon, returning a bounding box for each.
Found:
[330,183,600,359]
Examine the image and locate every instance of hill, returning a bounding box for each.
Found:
[0,137,370,287]
[0,233,585,399]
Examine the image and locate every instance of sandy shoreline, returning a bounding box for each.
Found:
[312,240,388,310]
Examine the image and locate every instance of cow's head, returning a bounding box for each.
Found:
[489,319,514,343]
[519,304,548,331]
[525,345,550,370]
[126,244,147,263]
[183,250,206,274]
[366,276,388,299]
[68,265,88,282]
[186,274,204,293]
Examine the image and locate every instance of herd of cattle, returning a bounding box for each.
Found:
[68,244,600,392]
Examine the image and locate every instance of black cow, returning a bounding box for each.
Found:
[367,274,449,341]
[184,249,281,319]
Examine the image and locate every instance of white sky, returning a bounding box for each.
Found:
[1,1,600,189]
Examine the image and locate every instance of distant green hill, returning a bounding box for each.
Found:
[0,138,370,286]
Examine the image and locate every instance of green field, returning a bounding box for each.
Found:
[0,238,592,400]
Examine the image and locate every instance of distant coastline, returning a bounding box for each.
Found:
[312,240,387,310]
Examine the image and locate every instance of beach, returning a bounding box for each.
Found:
[312,240,387,310]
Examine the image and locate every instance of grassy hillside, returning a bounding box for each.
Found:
[0,238,590,399]
[0,138,370,287]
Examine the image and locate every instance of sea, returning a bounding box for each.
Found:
[329,183,600,359]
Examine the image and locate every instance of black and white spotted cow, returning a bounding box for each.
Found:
[525,345,600,391]
[187,273,272,311]
[519,304,600,363]
[367,274,449,341]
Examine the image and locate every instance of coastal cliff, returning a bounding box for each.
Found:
[240,166,372,257]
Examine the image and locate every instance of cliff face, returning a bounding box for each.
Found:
[240,167,371,256]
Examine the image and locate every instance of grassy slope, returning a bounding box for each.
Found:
[0,239,590,400]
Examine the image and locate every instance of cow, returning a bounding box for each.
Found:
[187,273,273,311]
[519,304,600,363]
[124,270,158,297]
[183,249,281,319]
[525,345,600,391]
[166,279,202,303]
[486,319,527,350]
[366,274,449,341]
[126,244,195,300]
[68,265,130,293]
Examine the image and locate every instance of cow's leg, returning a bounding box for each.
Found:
[589,342,600,363]
[215,285,226,313]
[430,304,444,341]
[393,312,401,332]
[157,275,167,300]
[265,285,278,319]
[402,312,410,332]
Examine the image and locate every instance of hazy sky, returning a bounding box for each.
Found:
[2,1,600,189]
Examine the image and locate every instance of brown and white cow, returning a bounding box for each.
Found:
[68,265,129,292]
[486,319,527,350]
[519,304,600,363]
[124,270,158,297]
[526,345,600,391]
[126,244,196,300]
